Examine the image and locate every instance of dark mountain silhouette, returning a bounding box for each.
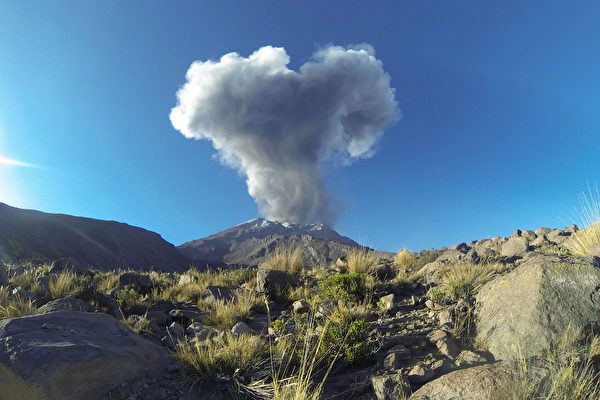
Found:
[0,202,186,271]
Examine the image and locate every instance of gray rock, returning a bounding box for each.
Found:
[0,311,168,400]
[168,308,202,322]
[0,260,7,286]
[456,350,488,367]
[531,234,548,247]
[410,361,547,400]
[256,269,300,293]
[408,363,435,383]
[200,285,235,303]
[317,300,336,319]
[36,297,87,314]
[186,323,219,340]
[535,227,552,235]
[373,264,396,281]
[546,229,569,244]
[146,310,169,326]
[292,299,310,314]
[476,254,600,360]
[231,322,254,335]
[372,374,411,400]
[588,243,600,258]
[118,272,153,294]
[435,335,460,358]
[420,261,448,285]
[48,257,90,275]
[178,273,198,285]
[336,257,347,268]
[378,293,395,312]
[383,346,411,369]
[521,230,537,240]
[167,321,184,337]
[500,236,530,258]
[449,242,470,253]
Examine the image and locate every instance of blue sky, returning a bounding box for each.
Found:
[1,1,599,252]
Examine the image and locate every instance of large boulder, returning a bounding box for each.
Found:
[35,298,87,314]
[476,254,600,361]
[200,285,235,303]
[256,269,300,293]
[500,236,530,258]
[409,361,547,400]
[0,311,168,400]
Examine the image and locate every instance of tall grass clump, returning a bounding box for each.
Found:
[174,332,269,396]
[346,247,377,275]
[394,249,414,269]
[567,183,600,256]
[49,270,87,299]
[260,247,304,277]
[270,305,339,400]
[433,262,506,303]
[0,287,37,319]
[514,325,600,400]
[202,289,264,330]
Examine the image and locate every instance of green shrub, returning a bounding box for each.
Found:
[318,273,366,304]
[322,318,373,365]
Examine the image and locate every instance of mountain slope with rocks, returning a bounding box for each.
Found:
[0,202,187,272]
[178,218,389,267]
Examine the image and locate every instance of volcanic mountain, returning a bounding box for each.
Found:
[0,202,187,271]
[177,218,381,267]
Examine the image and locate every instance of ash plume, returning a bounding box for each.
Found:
[170,45,399,226]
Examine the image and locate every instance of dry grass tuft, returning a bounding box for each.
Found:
[49,270,86,299]
[174,332,269,389]
[201,289,264,330]
[346,247,377,275]
[0,287,37,319]
[567,184,600,256]
[438,262,506,302]
[260,247,304,277]
[394,249,414,269]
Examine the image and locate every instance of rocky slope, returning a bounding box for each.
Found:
[0,202,187,272]
[2,222,600,400]
[178,218,388,267]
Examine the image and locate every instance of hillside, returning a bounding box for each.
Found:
[178,218,389,267]
[0,202,187,271]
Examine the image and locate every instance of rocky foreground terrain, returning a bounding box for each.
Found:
[2,221,600,400]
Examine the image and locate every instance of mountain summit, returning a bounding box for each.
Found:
[178,218,362,267]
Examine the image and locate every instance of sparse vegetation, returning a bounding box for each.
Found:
[432,261,506,303]
[49,270,87,299]
[121,312,151,334]
[260,247,304,277]
[566,184,600,256]
[0,287,37,319]
[394,249,414,269]
[317,273,366,304]
[345,247,377,275]
[174,332,269,392]
[202,289,264,330]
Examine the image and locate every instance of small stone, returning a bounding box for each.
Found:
[456,350,488,366]
[167,322,184,337]
[371,374,411,400]
[408,363,435,383]
[231,322,254,335]
[292,299,310,314]
[435,336,460,358]
[379,294,395,312]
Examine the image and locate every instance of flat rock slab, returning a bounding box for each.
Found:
[410,361,547,400]
[0,311,168,400]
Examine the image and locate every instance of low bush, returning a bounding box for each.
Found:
[317,273,366,304]
[321,317,373,365]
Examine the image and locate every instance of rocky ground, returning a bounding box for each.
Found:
[2,223,600,400]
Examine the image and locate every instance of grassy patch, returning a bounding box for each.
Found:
[317,273,366,304]
[174,332,269,391]
[260,247,304,277]
[434,262,505,303]
[202,289,264,330]
[49,270,88,299]
[345,247,377,275]
[566,184,600,256]
[0,287,37,319]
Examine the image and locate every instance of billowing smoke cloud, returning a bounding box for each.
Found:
[170,45,398,226]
